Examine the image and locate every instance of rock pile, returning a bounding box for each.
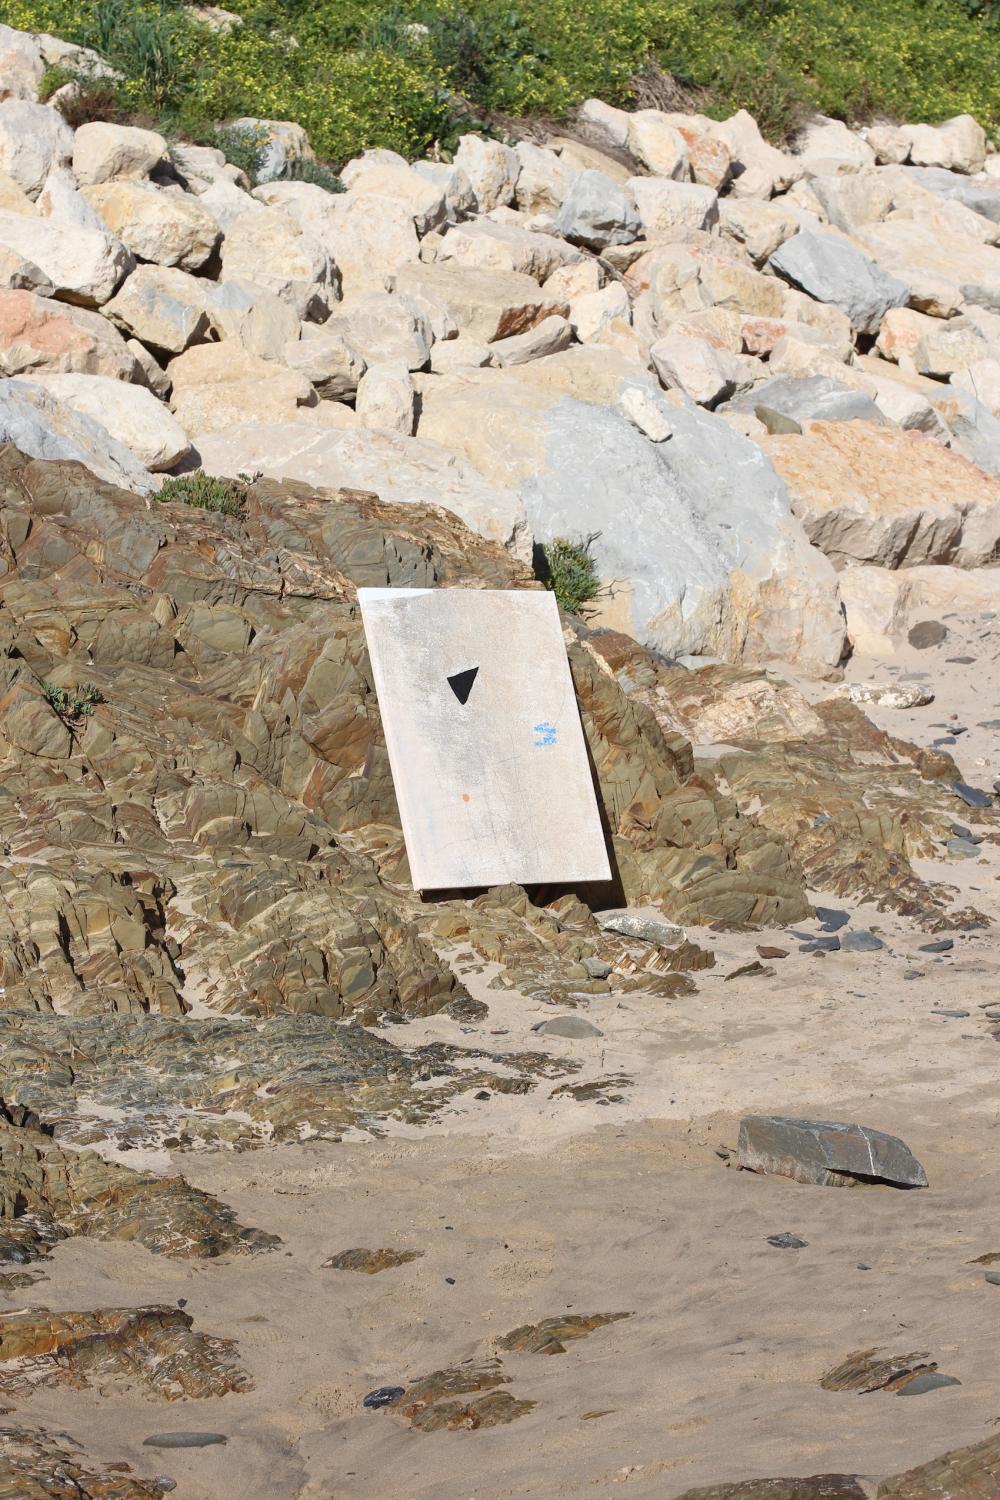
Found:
[0,39,999,670]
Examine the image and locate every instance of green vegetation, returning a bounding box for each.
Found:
[41,682,106,720]
[157,470,246,516]
[5,0,1000,164]
[538,535,606,617]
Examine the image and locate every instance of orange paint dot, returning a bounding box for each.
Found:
[462,793,471,802]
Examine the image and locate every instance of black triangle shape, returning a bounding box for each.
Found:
[447,667,479,705]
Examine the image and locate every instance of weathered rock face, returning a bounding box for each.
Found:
[763,420,1000,567]
[0,442,821,1032]
[0,1305,250,1400]
[0,1099,277,1260]
[0,1422,165,1498]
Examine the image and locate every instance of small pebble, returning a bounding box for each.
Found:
[363,1386,405,1410]
[445,1276,456,1285]
[985,1271,1000,1286]
[814,907,850,931]
[949,823,982,844]
[757,945,789,959]
[583,957,612,979]
[945,656,975,665]
[931,1008,969,1018]
[155,1484,176,1495]
[908,620,948,649]
[903,970,923,980]
[533,1016,603,1039]
[766,1232,807,1249]
[946,837,980,859]
[142,1434,227,1450]
[857,1263,871,1271]
[896,1372,961,1396]
[919,938,954,953]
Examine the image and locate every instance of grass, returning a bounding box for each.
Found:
[157,470,246,516]
[537,535,606,617]
[7,0,1000,168]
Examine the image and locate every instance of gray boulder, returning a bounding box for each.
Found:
[936,388,1000,478]
[900,165,1000,222]
[727,374,885,427]
[418,365,847,673]
[737,1115,928,1188]
[0,378,156,494]
[555,170,640,251]
[768,230,909,333]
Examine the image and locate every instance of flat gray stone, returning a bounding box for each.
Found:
[768,230,908,333]
[945,837,980,858]
[534,1016,603,1039]
[737,1115,929,1188]
[840,930,884,952]
[597,909,685,946]
[895,1371,961,1396]
[953,781,993,809]
[729,374,884,426]
[142,1433,228,1449]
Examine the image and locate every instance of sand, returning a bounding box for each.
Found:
[10,611,1000,1500]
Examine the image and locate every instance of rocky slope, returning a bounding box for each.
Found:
[1,18,1000,1500]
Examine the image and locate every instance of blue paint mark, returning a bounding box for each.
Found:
[533,720,557,747]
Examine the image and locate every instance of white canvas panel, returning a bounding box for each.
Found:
[358,587,612,891]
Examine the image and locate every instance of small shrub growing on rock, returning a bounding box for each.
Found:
[158,471,246,517]
[212,123,268,184]
[271,157,346,193]
[41,682,106,721]
[537,534,606,617]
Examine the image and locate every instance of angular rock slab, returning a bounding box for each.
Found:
[358,588,611,891]
[737,1116,928,1188]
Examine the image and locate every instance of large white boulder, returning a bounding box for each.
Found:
[355,363,414,436]
[555,170,640,250]
[167,342,316,435]
[72,122,167,186]
[337,159,446,236]
[0,210,132,306]
[627,177,718,236]
[204,277,300,358]
[0,101,72,198]
[790,116,875,177]
[392,261,568,343]
[103,264,215,353]
[219,203,335,318]
[453,134,520,211]
[0,25,45,102]
[707,110,801,198]
[81,180,220,271]
[253,180,419,299]
[23,371,191,469]
[417,366,846,671]
[626,111,690,179]
[0,378,155,492]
